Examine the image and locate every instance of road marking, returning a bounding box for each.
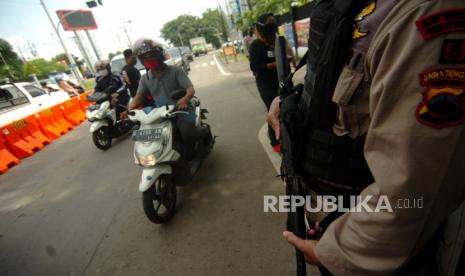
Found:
[213,54,232,76]
[202,63,207,67]
[210,61,215,66]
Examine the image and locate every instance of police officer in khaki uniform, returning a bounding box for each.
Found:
[268,0,465,274]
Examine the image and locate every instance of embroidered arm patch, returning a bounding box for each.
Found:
[417,67,465,128]
[415,9,465,40]
[440,39,465,64]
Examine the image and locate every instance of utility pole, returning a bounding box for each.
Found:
[0,51,7,66]
[85,30,102,61]
[40,0,84,84]
[122,25,132,48]
[73,31,94,75]
[122,20,133,48]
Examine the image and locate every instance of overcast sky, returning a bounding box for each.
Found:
[0,0,223,62]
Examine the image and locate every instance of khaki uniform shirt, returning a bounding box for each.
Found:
[314,0,465,274]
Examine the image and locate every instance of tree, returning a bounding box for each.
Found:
[52,53,84,68]
[23,62,40,77]
[161,10,230,48]
[23,59,67,79]
[0,38,24,79]
[199,8,229,47]
[160,15,204,47]
[237,0,312,31]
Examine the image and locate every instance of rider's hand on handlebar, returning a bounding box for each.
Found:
[176,96,190,111]
[267,96,281,140]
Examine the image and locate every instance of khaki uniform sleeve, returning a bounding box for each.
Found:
[314,1,465,274]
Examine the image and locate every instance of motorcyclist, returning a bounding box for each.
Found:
[93,60,129,120]
[123,38,211,156]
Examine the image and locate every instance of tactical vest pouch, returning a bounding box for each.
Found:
[300,0,367,127]
[299,128,374,192]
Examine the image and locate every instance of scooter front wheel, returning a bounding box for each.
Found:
[142,175,177,224]
[92,127,112,150]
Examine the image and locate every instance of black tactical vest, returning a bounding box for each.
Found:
[297,0,374,192]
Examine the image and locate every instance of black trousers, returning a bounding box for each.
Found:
[115,93,130,121]
[256,81,279,146]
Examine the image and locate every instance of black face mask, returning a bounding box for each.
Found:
[262,23,277,37]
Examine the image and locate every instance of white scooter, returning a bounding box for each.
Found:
[128,91,213,224]
[86,90,134,150]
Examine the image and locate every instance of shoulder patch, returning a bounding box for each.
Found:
[417,67,465,128]
[352,1,376,40]
[440,39,465,64]
[415,9,465,40]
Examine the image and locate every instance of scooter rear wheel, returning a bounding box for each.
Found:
[142,175,177,224]
[92,127,112,150]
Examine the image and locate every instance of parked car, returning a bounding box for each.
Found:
[0,80,70,127]
[180,46,194,62]
[165,47,191,73]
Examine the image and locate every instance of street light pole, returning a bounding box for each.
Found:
[40,0,85,85]
[176,24,185,47]
[122,20,133,48]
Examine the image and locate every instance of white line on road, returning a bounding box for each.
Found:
[213,54,232,76]
[202,63,208,67]
[210,61,215,66]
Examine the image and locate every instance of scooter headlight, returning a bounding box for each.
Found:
[135,153,157,167]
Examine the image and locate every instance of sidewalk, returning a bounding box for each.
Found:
[216,52,322,276]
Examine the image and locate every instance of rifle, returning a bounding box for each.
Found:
[275,36,308,276]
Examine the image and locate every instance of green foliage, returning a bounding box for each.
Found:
[160,9,228,48]
[52,53,84,67]
[238,0,312,31]
[199,9,229,47]
[23,58,67,79]
[0,38,24,79]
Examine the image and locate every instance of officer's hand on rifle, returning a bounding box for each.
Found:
[267,96,281,140]
[283,231,321,266]
[307,221,324,238]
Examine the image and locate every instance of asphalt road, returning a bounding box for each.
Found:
[0,52,310,276]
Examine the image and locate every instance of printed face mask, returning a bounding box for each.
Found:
[143,59,162,70]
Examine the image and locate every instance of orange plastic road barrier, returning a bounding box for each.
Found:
[71,97,86,121]
[79,91,94,111]
[24,115,52,145]
[59,99,85,126]
[36,110,67,139]
[0,135,20,174]
[1,124,41,159]
[51,105,74,131]
[7,120,46,150]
